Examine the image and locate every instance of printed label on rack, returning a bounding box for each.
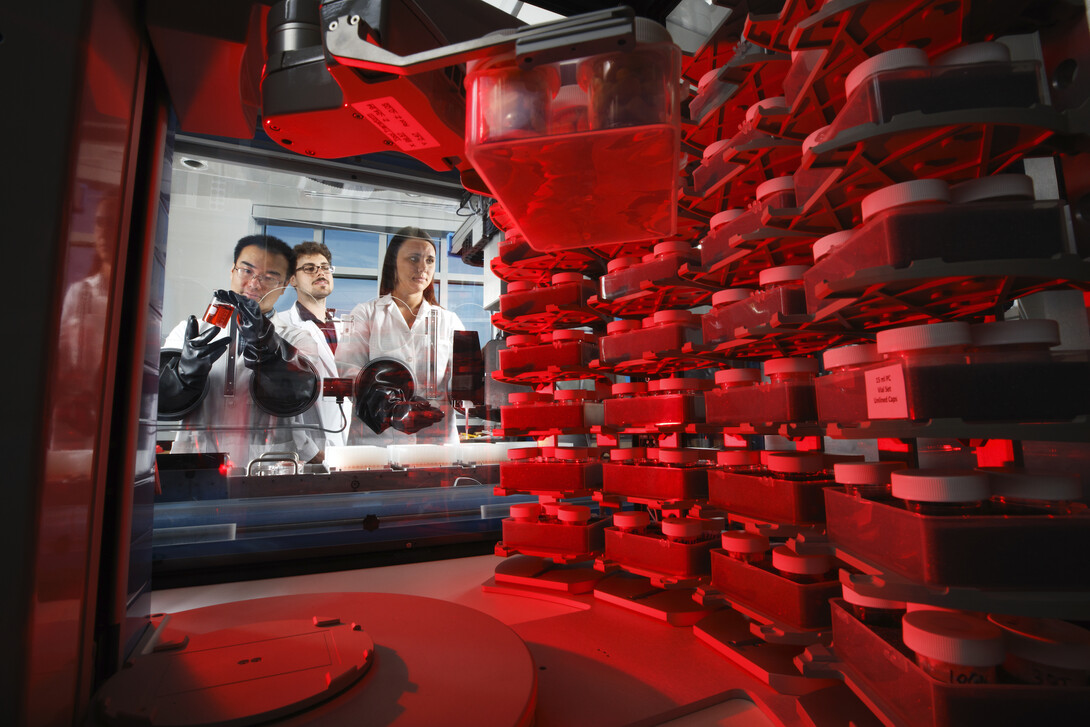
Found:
[353,97,440,151]
[865,363,909,419]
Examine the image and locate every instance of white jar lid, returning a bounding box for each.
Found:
[698,68,720,92]
[755,175,795,201]
[950,174,1034,204]
[718,449,762,467]
[934,41,1011,67]
[612,381,647,396]
[802,124,833,155]
[614,510,650,529]
[890,469,990,502]
[556,504,591,524]
[766,451,826,474]
[507,281,536,293]
[710,208,746,229]
[811,229,855,262]
[702,138,732,160]
[542,501,560,517]
[647,377,708,393]
[653,448,704,465]
[970,319,1060,348]
[661,517,703,539]
[902,610,1006,667]
[550,329,594,343]
[608,447,647,462]
[845,47,930,98]
[822,343,880,369]
[712,288,753,306]
[505,334,540,348]
[988,613,1090,670]
[834,461,907,486]
[607,255,642,273]
[772,545,832,575]
[553,389,594,402]
[984,467,1083,501]
[715,368,762,385]
[722,530,769,553]
[745,96,788,124]
[842,582,906,610]
[654,240,692,257]
[509,502,542,521]
[876,321,972,354]
[861,179,950,222]
[553,447,593,461]
[764,357,820,376]
[607,319,643,334]
[758,264,810,286]
[551,272,589,285]
[509,391,549,405]
[508,446,540,461]
[652,309,698,326]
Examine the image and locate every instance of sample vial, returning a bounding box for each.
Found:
[661,516,704,544]
[202,295,235,328]
[716,449,763,473]
[842,581,906,628]
[983,467,1083,515]
[556,504,592,526]
[901,610,1005,684]
[834,461,907,500]
[815,343,882,425]
[720,530,770,564]
[771,545,835,584]
[541,501,562,523]
[987,613,1090,686]
[714,367,762,390]
[891,469,989,515]
[509,502,542,522]
[765,451,830,482]
[613,510,651,533]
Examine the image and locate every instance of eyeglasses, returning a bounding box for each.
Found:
[232,265,284,287]
[297,263,335,275]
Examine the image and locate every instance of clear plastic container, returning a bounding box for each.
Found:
[602,447,710,503]
[501,501,607,558]
[814,343,882,426]
[605,514,717,578]
[708,451,835,525]
[891,468,989,515]
[499,274,596,319]
[500,389,603,432]
[498,330,597,374]
[499,446,603,495]
[599,240,699,300]
[465,20,681,251]
[702,264,810,343]
[834,460,906,500]
[700,288,752,346]
[705,358,819,426]
[901,610,1005,685]
[597,309,702,365]
[987,613,1090,687]
[603,377,710,429]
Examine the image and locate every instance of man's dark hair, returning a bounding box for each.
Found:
[380,226,437,305]
[233,234,295,275]
[293,240,333,266]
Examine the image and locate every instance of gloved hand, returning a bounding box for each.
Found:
[354,359,443,435]
[158,316,230,418]
[216,289,277,363]
[390,397,445,434]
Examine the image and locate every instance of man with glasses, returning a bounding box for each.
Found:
[158,234,327,467]
[273,241,349,447]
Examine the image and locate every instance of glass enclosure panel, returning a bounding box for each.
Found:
[154,142,508,572]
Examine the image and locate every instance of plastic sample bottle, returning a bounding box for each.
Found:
[842,582,906,628]
[720,530,770,564]
[771,545,835,584]
[661,516,704,544]
[833,461,907,500]
[509,502,543,523]
[815,343,882,424]
[613,510,650,533]
[901,610,1005,684]
[890,468,990,515]
[872,321,974,421]
[987,613,1090,686]
[557,504,592,526]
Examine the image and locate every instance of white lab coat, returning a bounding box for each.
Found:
[161,315,325,469]
[272,304,349,448]
[335,295,464,446]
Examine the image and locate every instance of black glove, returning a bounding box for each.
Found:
[354,359,444,435]
[215,289,320,417]
[158,316,230,419]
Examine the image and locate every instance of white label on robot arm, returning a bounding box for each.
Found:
[353,97,441,151]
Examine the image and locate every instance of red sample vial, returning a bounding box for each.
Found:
[202,295,235,328]
[901,610,1005,685]
[891,468,989,515]
[720,530,770,564]
[987,613,1090,687]
[833,460,907,500]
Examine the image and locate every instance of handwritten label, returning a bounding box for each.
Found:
[353,97,440,151]
[864,363,909,419]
